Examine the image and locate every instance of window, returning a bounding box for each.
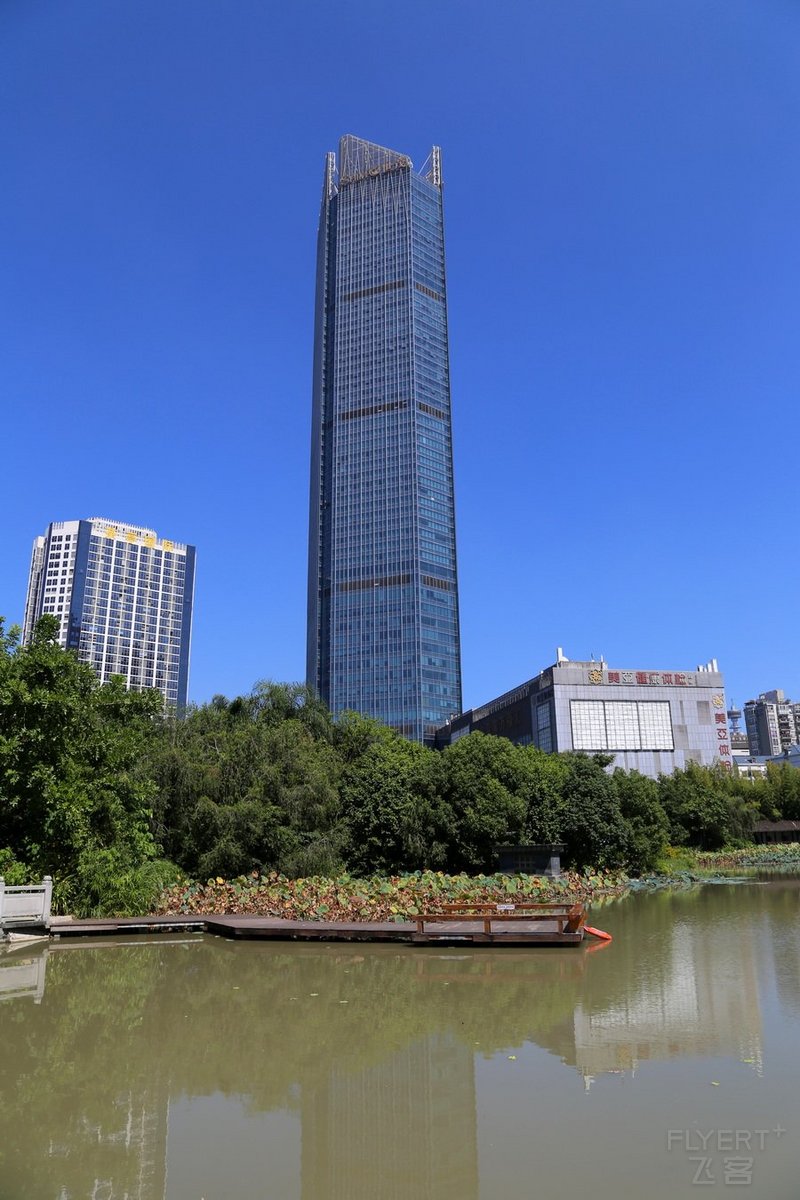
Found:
[536,701,553,753]
[571,700,673,751]
[571,701,606,750]
[605,702,640,750]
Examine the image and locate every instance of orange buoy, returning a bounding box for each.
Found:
[584,925,613,942]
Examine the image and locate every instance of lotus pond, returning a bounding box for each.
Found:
[1,874,798,1198]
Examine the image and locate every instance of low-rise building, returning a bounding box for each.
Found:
[436,650,729,779]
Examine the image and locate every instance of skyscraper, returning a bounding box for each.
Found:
[307,135,462,743]
[23,517,195,708]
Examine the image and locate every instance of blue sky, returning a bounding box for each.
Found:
[2,1,798,712]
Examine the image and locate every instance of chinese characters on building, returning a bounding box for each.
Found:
[102,525,176,552]
[587,671,731,765]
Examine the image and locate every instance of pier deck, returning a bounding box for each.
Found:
[47,902,586,947]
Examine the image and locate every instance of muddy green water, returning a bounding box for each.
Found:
[1,879,799,1199]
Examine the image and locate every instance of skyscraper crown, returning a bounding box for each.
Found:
[338,135,411,184]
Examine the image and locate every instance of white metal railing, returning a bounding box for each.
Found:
[0,877,53,931]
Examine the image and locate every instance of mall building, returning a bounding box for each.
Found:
[435,649,729,778]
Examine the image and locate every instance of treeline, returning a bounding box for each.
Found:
[2,618,799,915]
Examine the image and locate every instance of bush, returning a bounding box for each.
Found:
[0,848,33,886]
[71,851,183,918]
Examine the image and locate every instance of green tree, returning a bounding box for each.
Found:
[146,684,345,879]
[516,746,569,844]
[333,710,396,763]
[761,762,800,821]
[437,734,529,870]
[657,762,754,849]
[0,616,169,914]
[340,734,450,873]
[554,753,632,869]
[611,768,669,872]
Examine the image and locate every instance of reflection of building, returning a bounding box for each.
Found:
[436,649,729,778]
[46,1091,169,1200]
[301,1032,477,1200]
[28,1072,169,1200]
[566,917,763,1087]
[1,945,170,1200]
[307,135,462,743]
[767,878,800,1019]
[23,517,196,708]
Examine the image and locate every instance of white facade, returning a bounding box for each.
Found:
[438,652,730,778]
[23,517,196,708]
[545,658,729,776]
[23,521,81,646]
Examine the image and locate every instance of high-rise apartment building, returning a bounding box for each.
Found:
[23,517,195,708]
[307,135,462,742]
[744,690,800,757]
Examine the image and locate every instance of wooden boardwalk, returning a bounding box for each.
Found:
[48,903,586,947]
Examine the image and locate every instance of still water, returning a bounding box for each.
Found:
[1,879,799,1199]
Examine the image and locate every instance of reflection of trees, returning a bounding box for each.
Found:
[0,881,782,1196]
[764,876,800,1019]
[0,943,171,1199]
[0,938,603,1197]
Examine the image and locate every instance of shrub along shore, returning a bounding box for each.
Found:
[692,843,800,870]
[154,843,800,922]
[155,868,629,922]
[3,617,800,918]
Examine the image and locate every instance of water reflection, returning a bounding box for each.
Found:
[0,942,48,1003]
[561,895,765,1085]
[302,1032,477,1200]
[0,881,797,1199]
[762,875,800,1019]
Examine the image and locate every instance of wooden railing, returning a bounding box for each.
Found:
[0,877,53,932]
[414,900,585,937]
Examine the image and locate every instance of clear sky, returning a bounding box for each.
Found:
[2,0,798,713]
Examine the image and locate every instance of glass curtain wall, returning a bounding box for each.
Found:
[307,135,461,743]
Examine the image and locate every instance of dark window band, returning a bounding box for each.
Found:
[338,400,408,421]
[338,573,412,593]
[421,575,455,591]
[343,280,406,302]
[417,401,446,419]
